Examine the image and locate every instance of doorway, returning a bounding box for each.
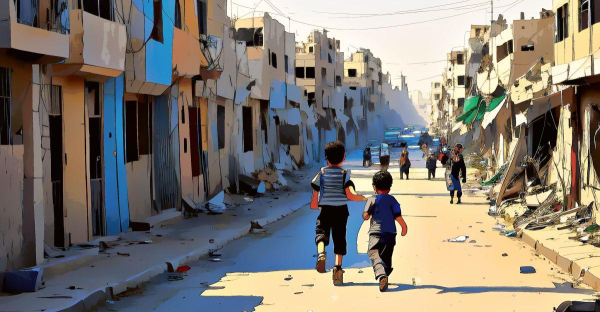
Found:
[86,81,104,237]
[49,85,65,247]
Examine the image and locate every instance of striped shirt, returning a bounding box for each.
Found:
[311,167,351,206]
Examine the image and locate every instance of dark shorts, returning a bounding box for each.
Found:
[380,155,390,166]
[315,205,349,255]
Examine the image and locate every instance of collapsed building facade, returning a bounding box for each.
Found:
[431,4,600,284]
[0,1,410,275]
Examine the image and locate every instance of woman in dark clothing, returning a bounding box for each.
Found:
[448,146,467,204]
[399,148,411,180]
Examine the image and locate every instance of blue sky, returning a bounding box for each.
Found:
[230,0,552,96]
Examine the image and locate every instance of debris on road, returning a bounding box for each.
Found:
[117,252,131,257]
[502,253,508,257]
[176,266,191,273]
[520,266,536,274]
[444,235,469,242]
[284,275,293,281]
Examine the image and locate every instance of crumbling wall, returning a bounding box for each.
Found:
[0,146,25,272]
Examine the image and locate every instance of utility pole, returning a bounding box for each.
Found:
[491,0,493,27]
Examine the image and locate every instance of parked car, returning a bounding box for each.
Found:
[384,128,403,147]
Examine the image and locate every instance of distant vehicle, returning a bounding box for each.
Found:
[384,128,403,147]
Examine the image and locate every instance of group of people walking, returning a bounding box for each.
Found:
[311,140,467,292]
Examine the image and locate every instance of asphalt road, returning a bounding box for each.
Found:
[94,148,597,312]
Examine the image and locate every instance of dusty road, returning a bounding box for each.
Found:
[95,149,597,312]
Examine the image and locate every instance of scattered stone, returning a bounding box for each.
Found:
[444,235,469,242]
[302,284,314,287]
[284,275,293,281]
[358,270,363,273]
[209,239,215,243]
[117,252,130,257]
[469,240,476,243]
[294,292,303,295]
[502,253,508,257]
[68,286,76,290]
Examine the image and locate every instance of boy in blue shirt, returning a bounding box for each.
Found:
[311,141,366,285]
[363,171,408,292]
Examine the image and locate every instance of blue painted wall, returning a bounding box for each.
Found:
[143,0,174,87]
[103,74,130,235]
[115,74,130,231]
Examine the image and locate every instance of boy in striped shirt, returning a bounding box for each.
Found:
[311,141,367,285]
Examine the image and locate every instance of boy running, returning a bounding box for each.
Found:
[311,141,366,285]
[363,171,408,292]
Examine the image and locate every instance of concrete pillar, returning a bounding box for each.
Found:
[22,64,45,267]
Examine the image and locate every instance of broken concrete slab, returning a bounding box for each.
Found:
[4,268,43,292]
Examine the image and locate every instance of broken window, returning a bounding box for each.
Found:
[457,54,464,65]
[83,0,114,21]
[378,72,383,85]
[242,106,253,152]
[138,100,151,155]
[457,76,465,86]
[434,94,441,100]
[260,100,268,144]
[197,0,207,35]
[336,75,342,87]
[593,0,600,25]
[183,138,187,153]
[434,83,441,88]
[174,0,182,29]
[475,28,481,36]
[457,98,465,108]
[217,104,225,149]
[279,125,300,145]
[348,69,357,77]
[307,92,316,106]
[328,53,332,64]
[151,0,164,43]
[125,101,139,163]
[580,0,590,31]
[556,4,569,42]
[321,67,327,78]
[349,86,357,90]
[237,27,263,47]
[306,67,315,79]
[521,44,535,51]
[268,49,271,65]
[296,67,305,78]
[309,46,314,53]
[285,55,289,73]
[0,67,10,145]
[466,77,473,88]
[271,52,277,69]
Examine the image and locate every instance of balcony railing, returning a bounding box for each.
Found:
[14,0,69,35]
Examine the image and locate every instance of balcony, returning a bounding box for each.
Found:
[54,9,127,79]
[0,0,70,62]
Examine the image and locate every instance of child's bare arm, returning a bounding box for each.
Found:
[396,216,408,236]
[362,197,374,220]
[310,190,319,209]
[345,186,367,201]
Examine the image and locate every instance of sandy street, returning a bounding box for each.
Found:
[95,149,597,312]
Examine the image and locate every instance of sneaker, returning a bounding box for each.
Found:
[332,267,344,285]
[379,276,388,292]
[316,253,326,273]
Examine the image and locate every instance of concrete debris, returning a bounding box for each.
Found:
[4,268,43,292]
[445,235,469,243]
[502,253,508,257]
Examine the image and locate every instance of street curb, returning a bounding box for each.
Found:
[45,199,310,312]
[521,231,600,291]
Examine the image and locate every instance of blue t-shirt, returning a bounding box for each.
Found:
[364,194,402,234]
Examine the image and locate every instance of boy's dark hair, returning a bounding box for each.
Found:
[373,171,393,191]
[325,141,345,165]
